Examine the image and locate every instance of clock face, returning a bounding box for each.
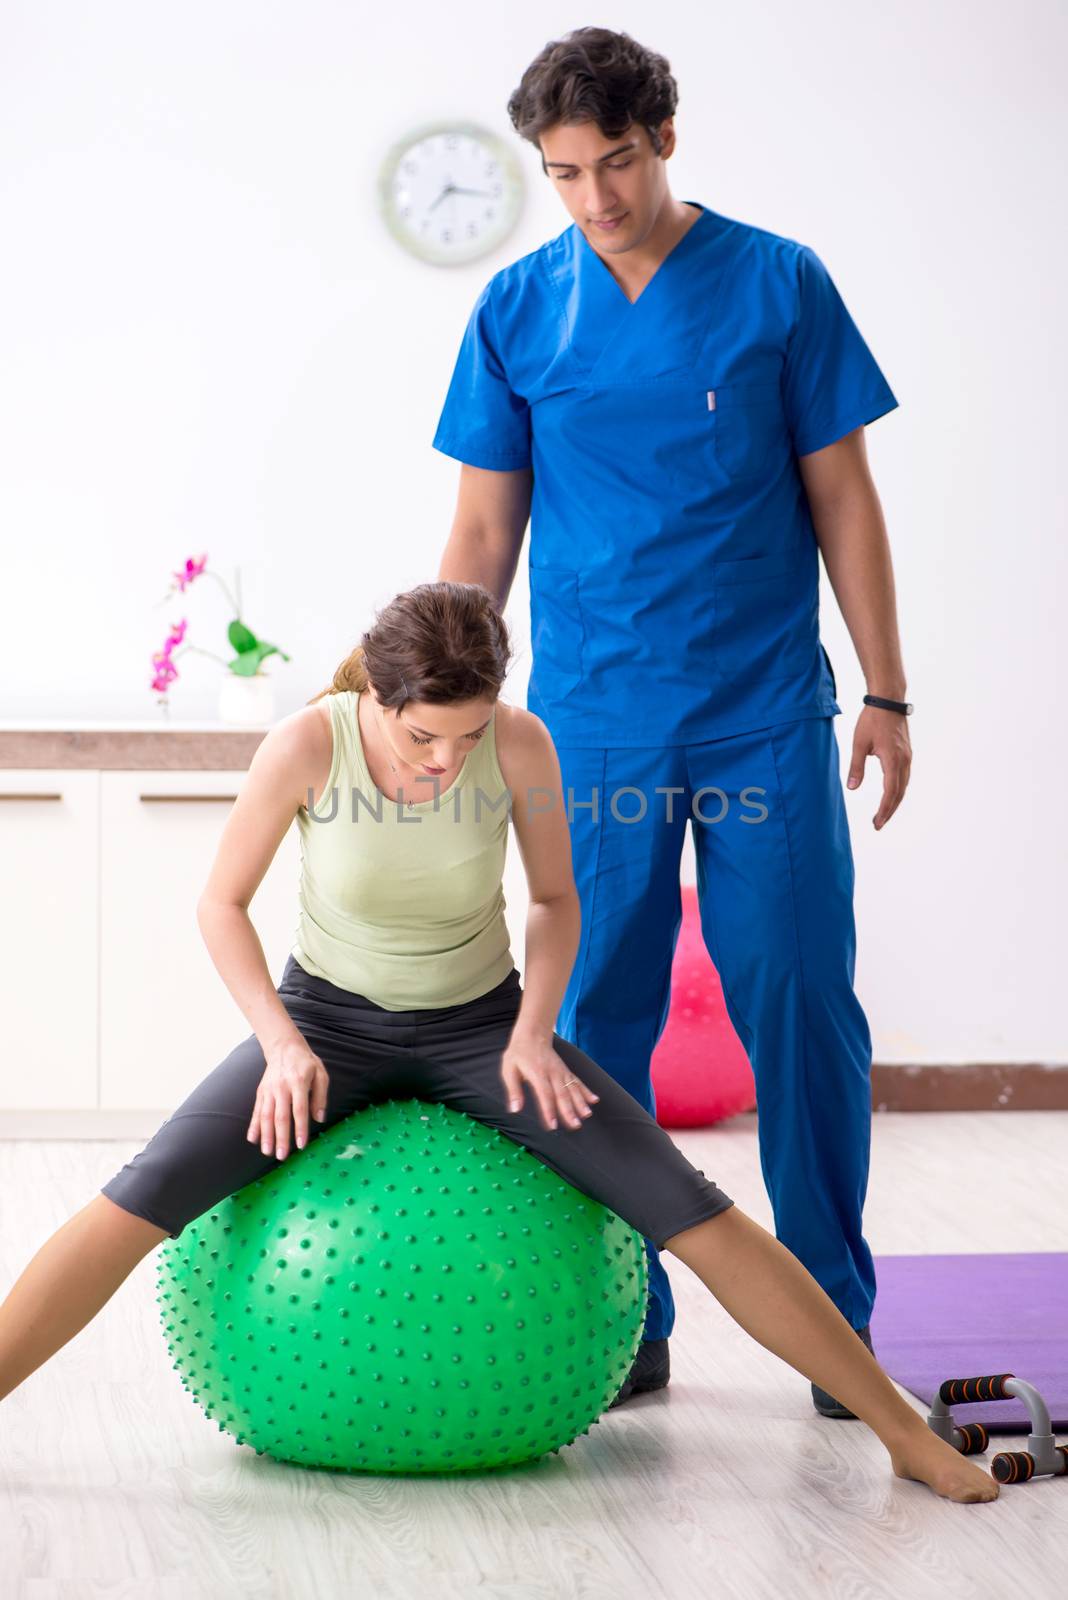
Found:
[378,121,525,266]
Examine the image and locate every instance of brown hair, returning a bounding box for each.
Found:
[306,581,512,713]
[507,26,678,169]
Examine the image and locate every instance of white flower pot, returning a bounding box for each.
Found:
[217,673,275,726]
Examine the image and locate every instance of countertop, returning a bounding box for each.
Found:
[0,720,269,769]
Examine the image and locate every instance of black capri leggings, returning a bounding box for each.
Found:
[101,955,735,1247]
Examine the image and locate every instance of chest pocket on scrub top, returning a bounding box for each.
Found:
[704,380,787,483]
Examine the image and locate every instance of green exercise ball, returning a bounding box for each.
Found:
[155,1098,649,1474]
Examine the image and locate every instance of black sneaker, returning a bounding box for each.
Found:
[608,1337,671,1409]
[811,1323,876,1418]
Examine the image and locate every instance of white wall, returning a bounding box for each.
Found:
[1,0,1064,1063]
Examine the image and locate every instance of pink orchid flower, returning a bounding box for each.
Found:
[171,553,208,593]
[150,617,189,694]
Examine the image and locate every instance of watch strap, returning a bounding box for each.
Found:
[864,693,913,715]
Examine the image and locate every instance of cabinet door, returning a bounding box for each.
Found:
[100,770,301,1111]
[0,770,99,1110]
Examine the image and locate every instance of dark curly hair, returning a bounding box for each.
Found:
[507,26,678,171]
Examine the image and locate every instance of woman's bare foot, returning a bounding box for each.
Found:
[889,1425,1000,1503]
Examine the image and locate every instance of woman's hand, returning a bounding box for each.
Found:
[500,1028,600,1131]
[247,1036,331,1160]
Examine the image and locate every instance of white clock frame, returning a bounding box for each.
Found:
[378,119,526,266]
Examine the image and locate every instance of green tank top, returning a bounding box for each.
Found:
[292,689,515,1009]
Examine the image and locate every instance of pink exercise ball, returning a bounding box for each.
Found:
[651,885,757,1127]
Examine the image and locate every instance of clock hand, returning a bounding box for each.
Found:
[427,185,454,214]
[428,184,492,214]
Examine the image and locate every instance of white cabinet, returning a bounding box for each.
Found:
[0,771,99,1110]
[0,766,301,1113]
[99,770,301,1111]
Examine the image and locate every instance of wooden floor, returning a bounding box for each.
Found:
[2,1111,1065,1599]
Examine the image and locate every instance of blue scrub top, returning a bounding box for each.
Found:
[432,202,899,747]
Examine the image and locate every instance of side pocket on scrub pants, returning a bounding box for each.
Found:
[711,551,818,686]
[529,565,585,700]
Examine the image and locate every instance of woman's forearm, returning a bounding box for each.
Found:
[512,894,582,1039]
[195,900,304,1052]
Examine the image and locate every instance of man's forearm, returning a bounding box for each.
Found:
[809,482,908,701]
[437,525,520,612]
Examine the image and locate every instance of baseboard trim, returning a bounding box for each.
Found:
[872,1063,1068,1112]
[0,1110,174,1139]
[2,1067,1067,1137]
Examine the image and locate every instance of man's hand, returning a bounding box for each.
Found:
[846,705,912,829]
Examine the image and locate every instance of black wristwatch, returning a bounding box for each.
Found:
[863,694,914,716]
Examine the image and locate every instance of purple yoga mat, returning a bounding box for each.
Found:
[870,1253,1068,1433]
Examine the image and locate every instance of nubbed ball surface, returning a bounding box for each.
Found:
[155,1098,649,1474]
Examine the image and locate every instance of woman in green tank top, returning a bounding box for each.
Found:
[0,580,996,1503]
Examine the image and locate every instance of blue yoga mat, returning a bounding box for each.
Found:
[870,1253,1068,1433]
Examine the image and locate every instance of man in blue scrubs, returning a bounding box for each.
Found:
[433,26,913,1417]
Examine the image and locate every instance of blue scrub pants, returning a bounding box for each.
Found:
[550,714,877,1342]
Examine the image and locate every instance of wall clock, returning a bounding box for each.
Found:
[378,119,525,266]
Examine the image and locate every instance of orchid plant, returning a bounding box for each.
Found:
[150,553,291,701]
